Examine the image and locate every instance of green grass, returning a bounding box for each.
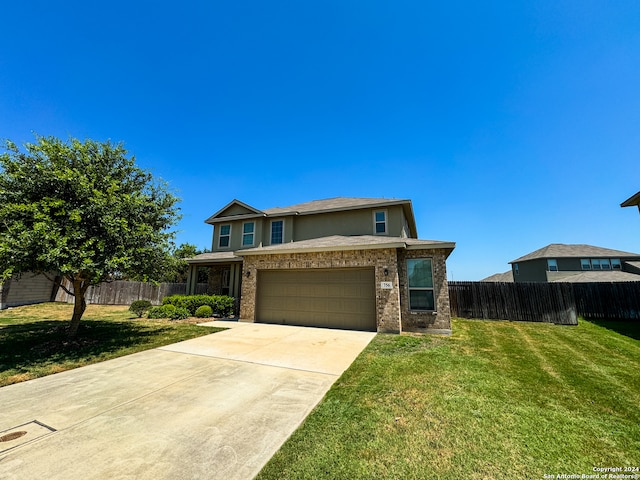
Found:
[0,302,222,387]
[257,319,640,479]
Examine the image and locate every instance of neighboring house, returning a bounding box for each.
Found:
[186,197,455,333]
[0,273,57,310]
[508,244,640,283]
[621,191,640,214]
[480,271,514,282]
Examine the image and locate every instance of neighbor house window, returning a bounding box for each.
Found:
[581,259,591,270]
[218,224,231,248]
[374,210,387,234]
[514,263,519,276]
[271,220,284,244]
[547,259,558,272]
[611,258,621,270]
[242,222,255,246]
[407,258,435,311]
[591,259,611,270]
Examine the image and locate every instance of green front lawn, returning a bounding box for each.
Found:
[257,319,640,479]
[0,303,221,387]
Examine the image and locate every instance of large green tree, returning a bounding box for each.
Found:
[0,135,180,337]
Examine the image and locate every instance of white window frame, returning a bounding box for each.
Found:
[547,259,558,272]
[373,209,388,235]
[270,219,284,245]
[242,221,255,247]
[611,258,622,270]
[218,224,232,249]
[407,258,435,311]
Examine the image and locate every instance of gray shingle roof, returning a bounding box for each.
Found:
[510,244,640,263]
[480,271,514,282]
[549,271,640,283]
[262,197,410,215]
[235,235,455,255]
[186,251,242,264]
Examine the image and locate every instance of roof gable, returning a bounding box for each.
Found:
[205,199,264,224]
[510,244,640,263]
[621,191,640,207]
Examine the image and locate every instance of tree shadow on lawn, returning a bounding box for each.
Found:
[588,319,640,341]
[0,319,173,374]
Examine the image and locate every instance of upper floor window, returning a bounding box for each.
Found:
[218,224,231,248]
[591,258,611,270]
[242,222,255,246]
[407,258,435,311]
[547,259,558,272]
[582,258,619,270]
[374,210,387,235]
[514,263,519,276]
[271,220,284,244]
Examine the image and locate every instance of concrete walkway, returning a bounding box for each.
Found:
[0,321,375,480]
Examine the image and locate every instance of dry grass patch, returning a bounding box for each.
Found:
[0,302,222,387]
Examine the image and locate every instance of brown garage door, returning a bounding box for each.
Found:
[256,268,376,331]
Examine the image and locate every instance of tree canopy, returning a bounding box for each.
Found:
[0,135,180,336]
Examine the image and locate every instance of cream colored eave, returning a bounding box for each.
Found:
[406,242,456,251]
[236,240,456,256]
[186,257,243,264]
[236,242,408,256]
[205,213,265,224]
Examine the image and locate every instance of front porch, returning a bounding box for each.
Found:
[185,252,244,313]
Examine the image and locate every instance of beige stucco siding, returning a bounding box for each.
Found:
[294,205,407,241]
[261,216,294,246]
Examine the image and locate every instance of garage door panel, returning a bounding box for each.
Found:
[256,268,376,331]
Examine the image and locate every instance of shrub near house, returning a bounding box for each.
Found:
[161,294,234,317]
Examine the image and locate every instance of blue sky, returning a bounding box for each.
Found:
[2,1,639,280]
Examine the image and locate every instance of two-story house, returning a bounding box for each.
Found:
[508,244,640,283]
[186,197,455,333]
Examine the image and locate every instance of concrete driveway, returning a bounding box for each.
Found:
[0,321,375,480]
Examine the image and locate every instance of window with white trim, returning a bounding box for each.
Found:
[218,224,231,248]
[242,222,255,246]
[407,258,435,311]
[271,220,284,244]
[374,210,387,235]
[582,258,620,270]
[547,259,558,272]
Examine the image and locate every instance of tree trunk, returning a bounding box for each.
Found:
[67,278,89,338]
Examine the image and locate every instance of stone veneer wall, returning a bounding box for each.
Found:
[397,249,452,332]
[239,249,402,333]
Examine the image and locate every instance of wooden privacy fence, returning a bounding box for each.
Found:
[55,280,209,306]
[571,282,640,320]
[448,281,640,324]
